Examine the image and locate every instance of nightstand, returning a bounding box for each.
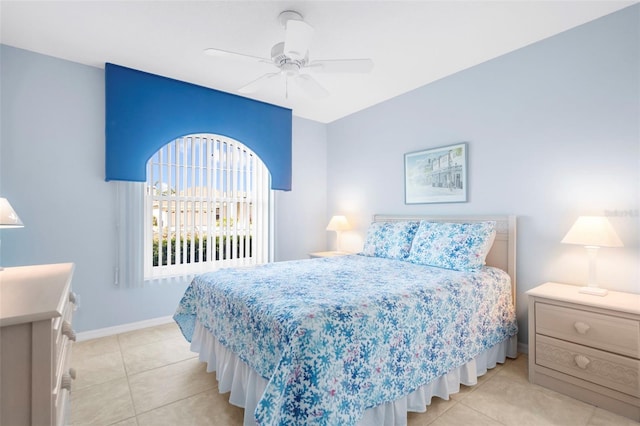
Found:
[309,251,352,259]
[527,282,640,421]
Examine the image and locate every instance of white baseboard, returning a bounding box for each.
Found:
[76,315,175,342]
[518,341,529,355]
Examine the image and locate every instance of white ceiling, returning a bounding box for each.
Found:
[1,1,635,123]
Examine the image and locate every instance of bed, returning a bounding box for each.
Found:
[174,215,518,426]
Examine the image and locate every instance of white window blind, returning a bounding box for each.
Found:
[139,134,270,281]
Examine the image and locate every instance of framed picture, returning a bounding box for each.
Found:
[404,142,468,204]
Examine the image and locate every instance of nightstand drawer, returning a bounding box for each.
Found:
[536,334,640,398]
[536,302,640,358]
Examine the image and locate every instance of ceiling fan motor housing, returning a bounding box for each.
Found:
[271,42,307,74]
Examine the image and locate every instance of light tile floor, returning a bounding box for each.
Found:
[71,323,638,426]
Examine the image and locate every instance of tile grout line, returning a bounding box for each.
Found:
[117,329,215,422]
[134,388,224,421]
[457,399,510,426]
[425,363,505,426]
[118,332,139,424]
[456,368,510,426]
[426,358,512,423]
[71,327,211,425]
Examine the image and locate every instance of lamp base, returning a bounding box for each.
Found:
[579,286,608,297]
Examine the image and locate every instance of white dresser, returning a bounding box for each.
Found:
[0,263,77,426]
[527,282,640,421]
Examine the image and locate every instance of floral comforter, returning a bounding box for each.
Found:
[174,255,517,426]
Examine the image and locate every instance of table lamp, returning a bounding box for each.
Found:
[326,215,350,252]
[561,216,623,296]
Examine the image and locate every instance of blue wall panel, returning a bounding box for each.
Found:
[105,63,292,190]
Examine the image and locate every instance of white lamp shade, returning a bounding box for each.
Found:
[326,215,350,232]
[561,216,623,248]
[0,198,24,228]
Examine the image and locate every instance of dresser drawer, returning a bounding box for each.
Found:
[536,302,640,358]
[54,339,74,426]
[54,292,76,378]
[536,334,640,398]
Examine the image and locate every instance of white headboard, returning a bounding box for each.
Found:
[373,215,517,305]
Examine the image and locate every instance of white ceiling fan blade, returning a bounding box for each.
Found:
[284,20,314,60]
[295,74,329,98]
[204,47,271,64]
[238,72,281,94]
[307,59,374,74]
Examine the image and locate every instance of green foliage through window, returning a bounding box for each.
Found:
[153,235,253,267]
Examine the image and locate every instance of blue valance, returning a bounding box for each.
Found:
[105,63,292,190]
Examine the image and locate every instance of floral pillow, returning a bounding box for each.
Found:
[361,221,420,260]
[407,221,496,271]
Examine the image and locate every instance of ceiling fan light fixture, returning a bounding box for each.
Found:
[281,62,300,77]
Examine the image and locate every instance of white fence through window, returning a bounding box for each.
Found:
[144,134,270,278]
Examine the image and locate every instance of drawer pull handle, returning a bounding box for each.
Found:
[574,354,591,369]
[574,322,590,335]
[61,372,73,391]
[62,321,76,342]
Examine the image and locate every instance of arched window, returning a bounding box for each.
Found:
[144,134,271,279]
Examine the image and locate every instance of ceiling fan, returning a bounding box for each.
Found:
[204,10,374,99]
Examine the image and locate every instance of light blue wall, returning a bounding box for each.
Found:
[2,5,638,340]
[326,5,639,344]
[275,117,328,261]
[0,45,327,332]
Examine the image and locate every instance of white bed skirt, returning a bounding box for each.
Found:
[190,321,518,426]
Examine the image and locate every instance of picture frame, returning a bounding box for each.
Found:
[404,142,468,204]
